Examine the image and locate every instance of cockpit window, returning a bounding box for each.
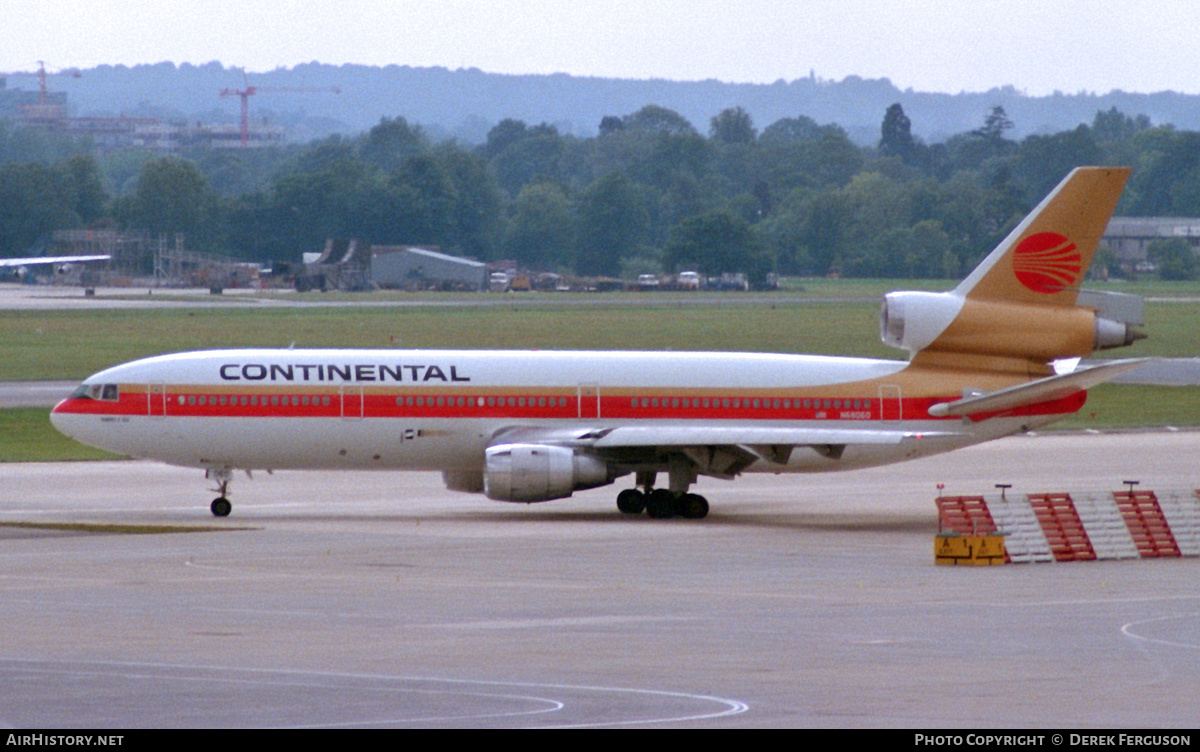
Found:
[71,383,120,402]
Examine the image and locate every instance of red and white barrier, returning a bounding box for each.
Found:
[936,489,1200,563]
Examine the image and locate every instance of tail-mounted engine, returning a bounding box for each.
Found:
[880,290,1144,363]
[484,444,613,502]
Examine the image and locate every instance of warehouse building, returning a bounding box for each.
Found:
[371,246,487,291]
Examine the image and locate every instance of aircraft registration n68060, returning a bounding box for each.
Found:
[51,167,1148,519]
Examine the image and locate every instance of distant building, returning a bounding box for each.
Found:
[67,120,285,152]
[1103,217,1200,271]
[0,78,69,126]
[372,246,487,291]
[1,78,285,151]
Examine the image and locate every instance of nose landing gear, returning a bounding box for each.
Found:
[207,467,233,517]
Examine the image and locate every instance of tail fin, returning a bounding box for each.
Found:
[881,167,1140,374]
[955,167,1130,306]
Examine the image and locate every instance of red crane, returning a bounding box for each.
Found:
[0,61,82,125]
[219,70,340,147]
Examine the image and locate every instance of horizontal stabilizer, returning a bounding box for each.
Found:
[927,358,1151,418]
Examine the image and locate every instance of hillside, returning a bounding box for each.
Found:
[4,61,1199,144]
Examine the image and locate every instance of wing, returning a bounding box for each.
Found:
[0,255,111,268]
[490,424,962,478]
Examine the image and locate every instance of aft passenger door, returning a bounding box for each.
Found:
[879,385,902,423]
[148,385,167,418]
[577,383,600,419]
[341,386,364,419]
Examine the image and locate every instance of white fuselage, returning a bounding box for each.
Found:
[50,348,1065,479]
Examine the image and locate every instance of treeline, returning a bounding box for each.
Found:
[3,103,1200,281]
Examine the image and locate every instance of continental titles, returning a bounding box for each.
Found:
[219,363,470,383]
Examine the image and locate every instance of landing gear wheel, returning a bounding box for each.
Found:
[211,497,232,517]
[616,488,646,514]
[645,489,677,519]
[678,493,709,520]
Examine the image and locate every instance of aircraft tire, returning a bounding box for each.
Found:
[678,493,709,520]
[211,497,232,517]
[645,489,676,519]
[616,488,646,514]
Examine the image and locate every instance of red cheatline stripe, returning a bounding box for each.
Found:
[53,386,1087,422]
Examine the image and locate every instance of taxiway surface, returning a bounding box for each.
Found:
[2,432,1198,728]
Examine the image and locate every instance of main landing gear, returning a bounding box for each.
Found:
[615,467,710,520]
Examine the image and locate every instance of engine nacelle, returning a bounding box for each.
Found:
[880,290,1143,361]
[880,291,964,354]
[484,444,612,503]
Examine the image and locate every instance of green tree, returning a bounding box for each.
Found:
[1092,107,1151,144]
[664,211,768,282]
[598,115,625,137]
[261,150,370,256]
[1148,237,1198,281]
[947,106,1017,171]
[710,107,757,145]
[55,154,108,224]
[0,119,90,166]
[433,144,501,258]
[1090,107,1151,166]
[1124,128,1200,215]
[360,116,428,174]
[116,157,223,251]
[760,115,824,144]
[1014,126,1102,202]
[482,118,530,160]
[879,103,916,164]
[757,119,864,194]
[622,105,697,136]
[488,123,567,199]
[504,182,576,268]
[389,154,457,245]
[575,171,648,277]
[0,162,80,256]
[973,106,1014,142]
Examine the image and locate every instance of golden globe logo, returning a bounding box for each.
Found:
[1012,232,1081,293]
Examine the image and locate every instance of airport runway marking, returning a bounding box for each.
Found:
[0,657,750,728]
[1120,611,1200,651]
[421,614,696,630]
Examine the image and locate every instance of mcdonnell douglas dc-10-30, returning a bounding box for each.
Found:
[51,168,1147,519]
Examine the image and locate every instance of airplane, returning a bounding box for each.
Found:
[0,254,111,281]
[50,167,1147,519]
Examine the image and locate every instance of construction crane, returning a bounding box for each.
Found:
[219,70,340,147]
[0,61,81,125]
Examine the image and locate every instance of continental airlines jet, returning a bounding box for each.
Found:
[51,168,1146,519]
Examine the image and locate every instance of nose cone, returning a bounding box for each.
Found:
[49,398,79,438]
[48,389,102,449]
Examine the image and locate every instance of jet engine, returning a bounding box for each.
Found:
[880,290,1144,362]
[483,444,612,502]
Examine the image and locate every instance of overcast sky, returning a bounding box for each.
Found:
[4,0,1199,96]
